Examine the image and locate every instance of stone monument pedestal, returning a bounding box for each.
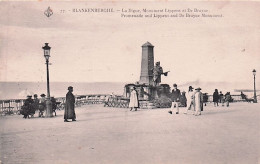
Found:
[123,83,171,109]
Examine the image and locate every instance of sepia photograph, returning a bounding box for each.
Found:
[0,1,259,164]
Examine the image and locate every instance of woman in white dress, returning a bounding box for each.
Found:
[194,87,203,116]
[184,86,194,114]
[129,87,139,111]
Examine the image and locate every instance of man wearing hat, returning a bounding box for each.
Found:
[51,97,57,116]
[225,92,231,107]
[33,94,39,112]
[22,95,34,118]
[64,86,76,122]
[213,89,219,107]
[170,83,181,114]
[25,95,34,105]
[194,87,203,116]
[39,94,46,117]
[219,91,224,106]
[184,86,194,114]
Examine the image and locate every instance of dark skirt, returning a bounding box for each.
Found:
[64,103,76,120]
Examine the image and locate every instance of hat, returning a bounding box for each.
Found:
[34,94,38,97]
[68,86,73,90]
[27,95,32,97]
[189,86,193,89]
[173,83,177,87]
[195,87,201,90]
[40,94,46,97]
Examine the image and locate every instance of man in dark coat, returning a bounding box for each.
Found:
[219,91,224,106]
[64,86,76,122]
[213,89,219,107]
[51,97,57,116]
[180,91,187,107]
[169,83,181,114]
[22,95,34,118]
[33,94,39,112]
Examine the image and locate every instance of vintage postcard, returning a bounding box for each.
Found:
[0,1,259,164]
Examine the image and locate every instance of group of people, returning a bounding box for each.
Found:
[20,84,232,121]
[213,89,232,107]
[21,93,57,118]
[19,86,77,122]
[169,84,203,116]
[128,83,204,116]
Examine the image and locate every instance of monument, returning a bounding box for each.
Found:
[123,42,172,109]
[139,42,154,85]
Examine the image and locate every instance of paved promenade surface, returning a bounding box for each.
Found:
[0,103,259,164]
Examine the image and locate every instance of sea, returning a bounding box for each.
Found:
[0,82,126,100]
[0,81,258,100]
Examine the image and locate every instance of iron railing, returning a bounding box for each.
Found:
[0,94,255,115]
[0,94,110,116]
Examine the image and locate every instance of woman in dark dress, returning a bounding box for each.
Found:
[64,86,76,122]
[213,89,219,107]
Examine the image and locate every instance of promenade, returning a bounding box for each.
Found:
[0,103,259,164]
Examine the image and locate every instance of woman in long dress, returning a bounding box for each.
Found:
[184,86,194,114]
[129,87,139,111]
[64,86,76,122]
[194,87,203,116]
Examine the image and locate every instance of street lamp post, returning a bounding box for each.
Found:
[252,69,257,103]
[42,43,53,117]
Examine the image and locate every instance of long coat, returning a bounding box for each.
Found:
[194,91,203,114]
[213,92,219,102]
[186,91,194,110]
[39,97,46,112]
[22,98,34,115]
[64,91,76,119]
[129,90,139,108]
[33,98,39,110]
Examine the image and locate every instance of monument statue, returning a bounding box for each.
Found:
[120,42,172,108]
[152,61,169,86]
[152,61,163,86]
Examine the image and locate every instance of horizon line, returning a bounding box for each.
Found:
[0,81,129,83]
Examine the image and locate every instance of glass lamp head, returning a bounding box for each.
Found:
[42,43,51,60]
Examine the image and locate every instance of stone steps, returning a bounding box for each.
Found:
[139,101,155,109]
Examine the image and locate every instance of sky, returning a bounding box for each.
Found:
[0,1,259,87]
